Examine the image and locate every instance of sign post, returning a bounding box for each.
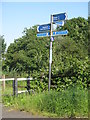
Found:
[48,15,53,91]
[37,12,68,91]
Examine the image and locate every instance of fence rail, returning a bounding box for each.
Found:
[0,78,33,81]
[0,77,33,96]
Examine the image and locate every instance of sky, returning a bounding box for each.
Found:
[1,2,88,48]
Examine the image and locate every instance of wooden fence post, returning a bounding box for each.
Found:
[2,74,5,91]
[27,77,30,94]
[13,77,18,96]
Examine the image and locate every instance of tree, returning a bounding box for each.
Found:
[5,26,50,77]
[59,17,88,47]
[0,35,6,73]
[0,35,6,59]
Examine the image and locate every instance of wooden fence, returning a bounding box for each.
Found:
[0,77,33,96]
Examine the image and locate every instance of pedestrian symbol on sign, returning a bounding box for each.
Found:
[51,36,54,41]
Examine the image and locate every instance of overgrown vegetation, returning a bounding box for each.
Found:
[3,85,88,118]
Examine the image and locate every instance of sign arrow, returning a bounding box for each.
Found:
[37,24,51,32]
[53,13,67,22]
[37,30,68,37]
[52,30,68,36]
[37,32,50,37]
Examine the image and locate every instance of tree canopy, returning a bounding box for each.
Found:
[0,35,6,59]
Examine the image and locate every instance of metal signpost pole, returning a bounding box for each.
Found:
[48,15,53,91]
[37,12,68,91]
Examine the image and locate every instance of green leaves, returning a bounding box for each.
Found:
[0,35,6,73]
[0,35,6,56]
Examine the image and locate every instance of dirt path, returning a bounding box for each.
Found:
[2,104,44,118]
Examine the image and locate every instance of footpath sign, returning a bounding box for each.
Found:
[37,32,50,37]
[52,30,68,36]
[37,24,51,32]
[37,12,68,91]
[53,13,67,22]
[55,21,64,26]
[37,21,64,34]
[37,30,68,37]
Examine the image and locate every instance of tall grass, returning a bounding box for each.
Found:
[2,85,88,118]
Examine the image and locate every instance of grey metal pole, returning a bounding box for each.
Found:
[48,15,53,91]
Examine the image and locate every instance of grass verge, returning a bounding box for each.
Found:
[2,85,88,118]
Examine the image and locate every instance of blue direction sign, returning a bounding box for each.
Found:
[55,21,64,26]
[37,24,51,32]
[52,30,68,36]
[37,30,68,37]
[37,32,50,37]
[53,13,67,22]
